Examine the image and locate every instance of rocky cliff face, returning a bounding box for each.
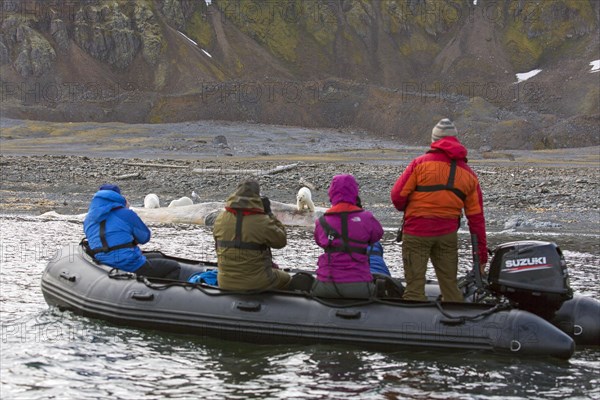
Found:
[1,0,598,149]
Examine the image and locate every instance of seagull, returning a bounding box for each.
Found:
[191,191,200,203]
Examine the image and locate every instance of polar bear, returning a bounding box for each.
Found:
[168,196,194,207]
[144,193,160,208]
[296,187,315,212]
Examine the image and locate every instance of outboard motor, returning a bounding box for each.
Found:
[489,241,573,318]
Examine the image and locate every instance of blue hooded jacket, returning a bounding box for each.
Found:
[83,189,150,271]
[368,242,391,276]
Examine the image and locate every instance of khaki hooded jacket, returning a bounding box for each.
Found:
[213,180,287,290]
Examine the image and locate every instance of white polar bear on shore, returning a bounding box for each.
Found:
[144,193,160,208]
[296,187,315,212]
[168,196,194,207]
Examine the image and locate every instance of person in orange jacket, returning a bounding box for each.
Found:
[390,118,487,302]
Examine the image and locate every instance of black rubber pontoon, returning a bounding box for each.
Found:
[41,245,578,359]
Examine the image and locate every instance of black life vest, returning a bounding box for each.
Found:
[86,219,136,255]
[216,209,268,251]
[81,219,137,262]
[318,212,369,255]
[415,159,467,201]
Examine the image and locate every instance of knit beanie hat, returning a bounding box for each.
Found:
[431,118,458,142]
[99,184,121,194]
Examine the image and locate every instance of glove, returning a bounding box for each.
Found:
[479,262,487,276]
[261,196,272,215]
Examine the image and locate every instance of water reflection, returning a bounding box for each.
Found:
[1,215,599,399]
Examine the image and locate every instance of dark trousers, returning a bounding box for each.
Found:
[136,254,181,280]
[311,280,376,299]
[402,232,463,302]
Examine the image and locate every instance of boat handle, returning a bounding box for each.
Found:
[131,292,155,301]
[236,302,261,312]
[510,340,522,352]
[59,271,76,282]
[335,310,361,319]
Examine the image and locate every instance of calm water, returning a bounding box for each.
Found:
[1,215,599,399]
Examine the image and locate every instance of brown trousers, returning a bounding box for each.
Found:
[401,232,464,302]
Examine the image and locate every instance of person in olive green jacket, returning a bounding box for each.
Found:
[213,179,290,291]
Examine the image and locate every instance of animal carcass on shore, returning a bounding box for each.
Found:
[132,201,325,227]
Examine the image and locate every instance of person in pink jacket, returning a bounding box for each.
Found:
[312,174,384,298]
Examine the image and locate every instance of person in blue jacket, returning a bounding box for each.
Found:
[354,196,391,277]
[367,241,391,276]
[355,197,403,296]
[83,184,180,279]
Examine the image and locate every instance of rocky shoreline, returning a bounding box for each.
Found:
[1,153,598,238]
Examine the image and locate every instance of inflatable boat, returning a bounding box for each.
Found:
[41,241,599,360]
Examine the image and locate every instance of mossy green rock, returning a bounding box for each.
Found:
[1,16,56,76]
[503,0,596,71]
[73,3,140,69]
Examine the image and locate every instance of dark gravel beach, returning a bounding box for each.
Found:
[1,119,598,239]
